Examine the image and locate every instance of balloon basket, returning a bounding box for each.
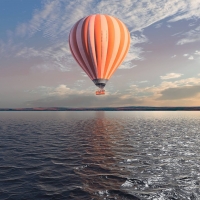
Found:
[96,89,105,95]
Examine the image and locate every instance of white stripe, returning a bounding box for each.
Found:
[69,23,92,79]
[76,17,95,79]
[88,15,98,78]
[100,15,108,78]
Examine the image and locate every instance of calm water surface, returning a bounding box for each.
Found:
[0,111,200,200]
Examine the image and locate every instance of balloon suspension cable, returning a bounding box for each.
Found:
[96,89,105,95]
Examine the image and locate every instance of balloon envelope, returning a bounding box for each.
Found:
[69,14,130,89]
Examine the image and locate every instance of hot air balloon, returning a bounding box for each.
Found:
[69,14,130,95]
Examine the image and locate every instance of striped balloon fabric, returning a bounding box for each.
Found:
[69,14,130,89]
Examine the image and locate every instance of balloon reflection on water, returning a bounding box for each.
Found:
[73,111,133,199]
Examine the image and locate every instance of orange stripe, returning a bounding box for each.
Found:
[100,15,108,78]
[107,18,128,79]
[118,26,130,65]
[103,15,115,78]
[104,16,120,78]
[94,14,102,78]
[108,26,130,79]
[106,18,125,79]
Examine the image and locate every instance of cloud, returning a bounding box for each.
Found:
[26,91,142,107]
[171,55,176,58]
[154,23,162,28]
[13,0,200,70]
[177,26,200,45]
[160,73,183,80]
[119,64,137,69]
[0,39,21,58]
[139,80,148,83]
[16,1,62,37]
[16,0,200,38]
[74,80,86,87]
[122,32,148,63]
[154,76,200,101]
[49,84,72,95]
[81,72,88,77]
[26,76,200,107]
[30,84,92,96]
[128,76,200,100]
[169,1,200,22]
[188,56,194,60]
[195,50,200,55]
[158,85,200,100]
[182,51,200,60]
[16,47,42,58]
[159,77,200,89]
[15,41,73,71]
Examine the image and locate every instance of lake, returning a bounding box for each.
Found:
[0,111,200,200]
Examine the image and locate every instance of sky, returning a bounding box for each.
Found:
[0,0,200,108]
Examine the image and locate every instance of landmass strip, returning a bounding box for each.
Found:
[0,107,200,111]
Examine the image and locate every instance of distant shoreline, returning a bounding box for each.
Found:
[0,107,200,111]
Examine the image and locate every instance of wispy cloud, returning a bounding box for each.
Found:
[74,80,86,87]
[139,80,148,83]
[188,56,194,60]
[177,26,200,45]
[119,64,137,69]
[169,1,200,22]
[16,1,62,37]
[25,75,200,107]
[0,39,21,58]
[128,76,200,101]
[160,73,183,80]
[153,77,200,98]
[158,85,200,100]
[154,23,162,28]
[16,0,200,38]
[26,85,142,107]
[15,41,73,71]
[30,84,93,96]
[195,50,200,55]
[182,51,200,60]
[123,32,148,64]
[26,94,143,108]
[13,0,200,71]
[81,72,88,77]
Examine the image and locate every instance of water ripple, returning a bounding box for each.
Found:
[0,111,200,199]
